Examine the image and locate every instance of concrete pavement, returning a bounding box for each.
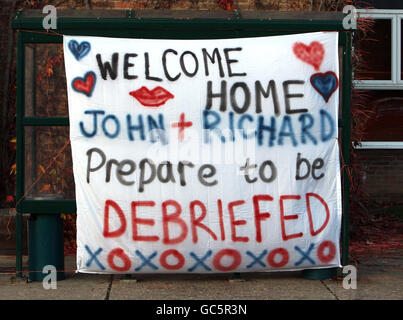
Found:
[0,250,402,300]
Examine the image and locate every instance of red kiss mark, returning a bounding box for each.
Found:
[72,71,96,97]
[293,41,325,71]
[129,86,174,107]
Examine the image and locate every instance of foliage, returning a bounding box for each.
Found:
[62,214,77,255]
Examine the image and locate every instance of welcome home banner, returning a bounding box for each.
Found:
[64,32,342,274]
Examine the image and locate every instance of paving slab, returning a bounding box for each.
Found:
[0,273,111,300]
[323,251,403,300]
[0,255,110,300]
[1,251,403,300]
[109,272,336,300]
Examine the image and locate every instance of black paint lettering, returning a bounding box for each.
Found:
[105,159,119,183]
[240,158,258,183]
[255,80,280,116]
[205,81,227,111]
[230,82,251,114]
[123,53,138,80]
[259,160,277,183]
[180,51,199,77]
[283,80,308,114]
[223,48,246,77]
[312,158,325,180]
[198,164,217,186]
[177,161,195,186]
[144,52,162,82]
[157,161,175,183]
[162,49,181,81]
[139,158,156,192]
[296,152,310,180]
[117,160,136,186]
[96,53,118,80]
[86,148,106,183]
[202,48,224,77]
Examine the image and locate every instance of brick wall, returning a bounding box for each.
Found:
[48,0,317,11]
[355,150,403,206]
[104,0,317,10]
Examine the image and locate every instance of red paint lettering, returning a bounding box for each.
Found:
[171,113,193,142]
[162,200,188,244]
[252,195,273,242]
[317,240,336,263]
[190,200,217,243]
[131,201,159,242]
[228,200,249,242]
[267,248,289,268]
[213,249,242,271]
[217,199,226,241]
[107,248,131,272]
[306,193,330,236]
[280,195,303,241]
[103,200,126,238]
[159,249,185,270]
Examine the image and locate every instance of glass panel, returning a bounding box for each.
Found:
[25,43,68,117]
[354,19,392,81]
[24,126,74,200]
[355,149,403,206]
[401,19,402,81]
[358,90,403,141]
[356,0,403,9]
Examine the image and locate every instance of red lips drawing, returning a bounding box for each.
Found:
[129,86,174,107]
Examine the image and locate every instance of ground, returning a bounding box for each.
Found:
[0,247,402,300]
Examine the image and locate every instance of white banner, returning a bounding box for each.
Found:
[64,32,342,274]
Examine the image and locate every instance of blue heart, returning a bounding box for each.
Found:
[310,72,339,103]
[68,40,91,61]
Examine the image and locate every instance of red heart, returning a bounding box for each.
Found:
[72,71,96,97]
[293,41,325,71]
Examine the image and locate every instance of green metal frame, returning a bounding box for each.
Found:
[12,9,352,276]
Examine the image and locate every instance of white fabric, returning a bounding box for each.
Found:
[64,32,342,274]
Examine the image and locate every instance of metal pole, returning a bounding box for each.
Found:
[16,31,25,278]
[341,32,352,266]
